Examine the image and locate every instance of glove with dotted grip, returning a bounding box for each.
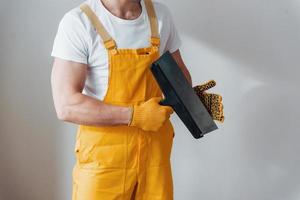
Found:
[193,80,224,122]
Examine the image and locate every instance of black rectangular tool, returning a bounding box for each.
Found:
[150,51,218,139]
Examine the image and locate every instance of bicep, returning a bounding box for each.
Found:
[51,58,87,108]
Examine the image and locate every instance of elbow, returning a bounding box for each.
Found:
[53,92,81,122]
[56,105,70,122]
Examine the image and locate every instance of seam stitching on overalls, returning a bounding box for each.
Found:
[123,131,129,199]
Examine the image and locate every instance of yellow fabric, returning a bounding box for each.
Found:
[144,0,159,39]
[73,1,174,200]
[79,4,115,47]
[80,0,159,49]
[193,80,225,122]
[129,97,174,132]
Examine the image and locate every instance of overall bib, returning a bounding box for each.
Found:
[72,1,175,199]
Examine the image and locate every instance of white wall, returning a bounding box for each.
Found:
[0,0,299,200]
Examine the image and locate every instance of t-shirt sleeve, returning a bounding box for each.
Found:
[164,7,182,53]
[51,11,89,64]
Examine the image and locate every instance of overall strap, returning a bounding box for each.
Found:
[144,0,160,47]
[80,1,160,49]
[80,4,116,50]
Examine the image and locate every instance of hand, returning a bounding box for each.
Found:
[128,97,174,132]
[193,80,225,122]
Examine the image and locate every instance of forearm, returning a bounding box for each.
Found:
[179,64,192,86]
[57,92,132,126]
[183,69,192,86]
[171,49,192,86]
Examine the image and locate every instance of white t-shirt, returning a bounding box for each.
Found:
[51,0,182,100]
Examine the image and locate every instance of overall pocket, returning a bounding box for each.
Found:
[75,127,127,169]
[74,138,95,164]
[89,144,127,169]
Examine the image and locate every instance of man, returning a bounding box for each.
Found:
[51,0,191,199]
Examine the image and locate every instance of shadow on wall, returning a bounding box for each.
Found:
[171,82,300,200]
[164,0,300,83]
[162,0,300,199]
[234,84,300,199]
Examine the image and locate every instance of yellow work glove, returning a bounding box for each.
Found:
[193,80,225,122]
[128,97,174,132]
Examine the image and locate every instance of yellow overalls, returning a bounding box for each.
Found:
[72,1,175,199]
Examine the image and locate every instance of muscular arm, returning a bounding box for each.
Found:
[51,58,132,126]
[171,49,192,86]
